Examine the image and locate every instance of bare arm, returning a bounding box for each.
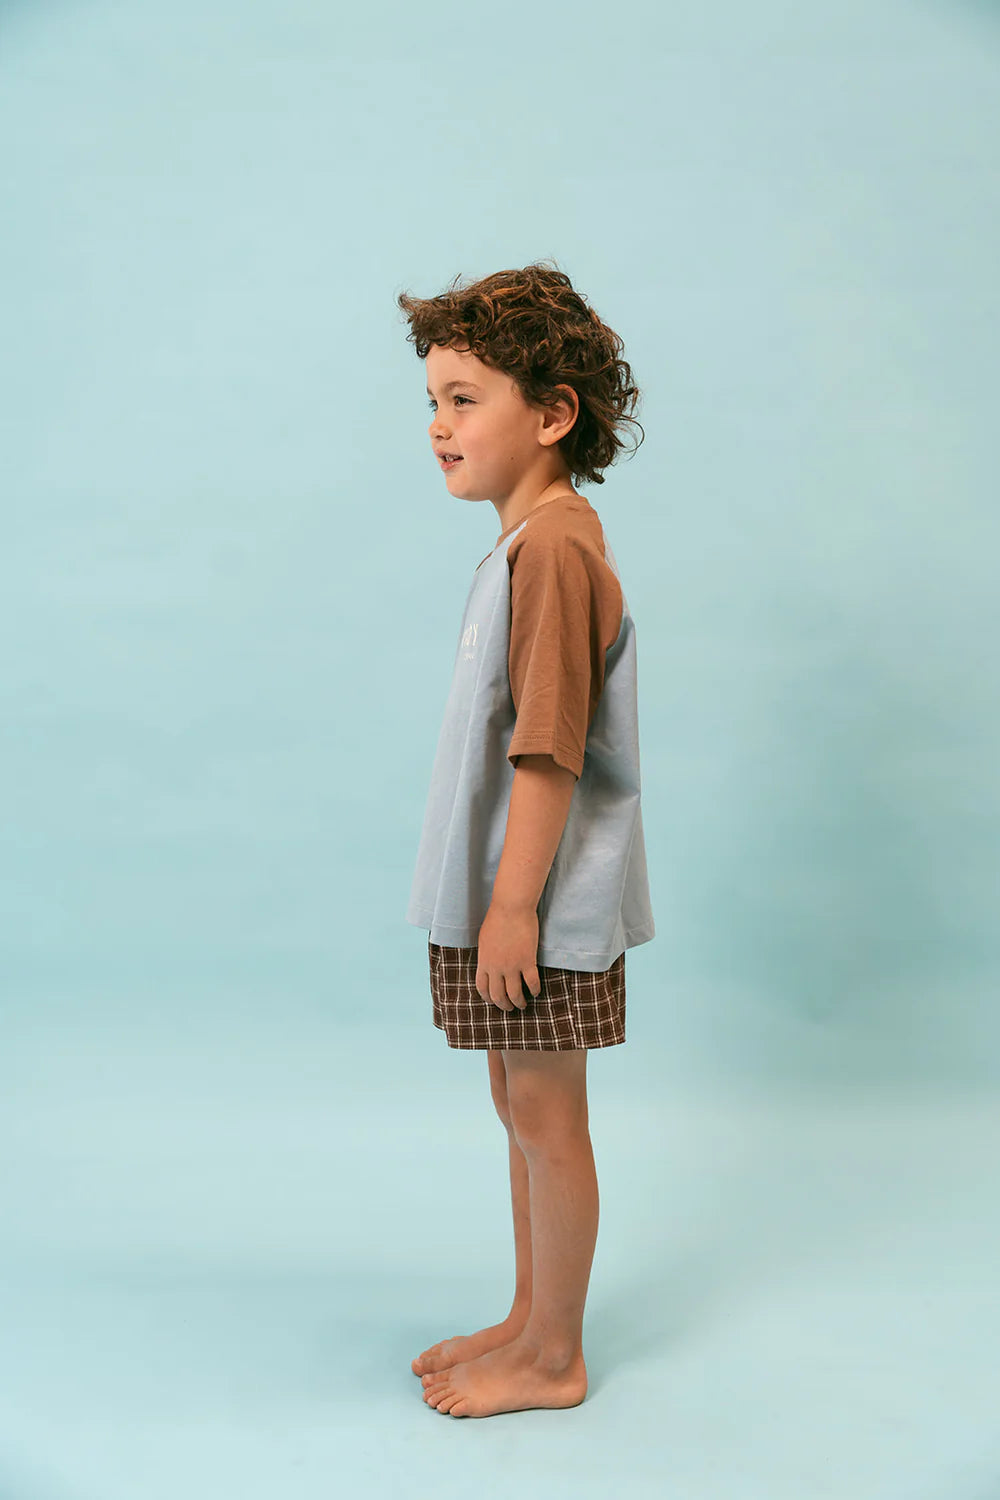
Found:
[476,752,577,1010]
[490,753,577,912]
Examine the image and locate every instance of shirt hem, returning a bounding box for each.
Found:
[406,908,655,972]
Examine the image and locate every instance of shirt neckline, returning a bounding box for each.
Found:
[493,492,583,549]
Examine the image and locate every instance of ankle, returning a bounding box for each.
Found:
[519,1335,584,1373]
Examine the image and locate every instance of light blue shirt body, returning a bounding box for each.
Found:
[406,514,655,971]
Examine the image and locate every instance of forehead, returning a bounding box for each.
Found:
[425,342,505,395]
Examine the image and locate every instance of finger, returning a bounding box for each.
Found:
[487,975,510,1010]
[525,967,542,1000]
[506,977,530,1011]
[489,975,512,1010]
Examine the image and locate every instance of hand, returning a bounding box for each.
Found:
[475,900,542,1012]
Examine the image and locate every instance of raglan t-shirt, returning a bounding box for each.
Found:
[486,497,624,781]
[406,492,656,971]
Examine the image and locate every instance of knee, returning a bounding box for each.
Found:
[489,1073,514,1132]
[507,1082,587,1154]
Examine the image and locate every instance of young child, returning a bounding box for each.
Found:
[398,262,655,1418]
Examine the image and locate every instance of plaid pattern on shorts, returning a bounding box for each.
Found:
[429,939,625,1050]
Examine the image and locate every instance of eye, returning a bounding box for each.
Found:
[427,395,472,409]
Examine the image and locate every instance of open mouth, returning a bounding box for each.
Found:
[440,454,463,467]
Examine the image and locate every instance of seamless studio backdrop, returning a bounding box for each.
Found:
[1,1,998,1497]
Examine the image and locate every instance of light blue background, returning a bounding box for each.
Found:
[2,0,998,1496]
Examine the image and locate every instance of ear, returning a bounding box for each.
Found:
[540,383,579,443]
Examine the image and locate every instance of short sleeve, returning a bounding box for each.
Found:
[506,515,623,780]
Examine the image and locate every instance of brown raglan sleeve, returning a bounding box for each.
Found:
[506,520,623,780]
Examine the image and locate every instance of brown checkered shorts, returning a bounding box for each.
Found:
[429,939,626,1050]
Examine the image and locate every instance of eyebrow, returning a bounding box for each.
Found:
[425,380,484,395]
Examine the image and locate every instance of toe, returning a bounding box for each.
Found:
[415,1340,454,1375]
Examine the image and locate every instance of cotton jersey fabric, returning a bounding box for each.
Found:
[429,939,626,1050]
[406,492,655,972]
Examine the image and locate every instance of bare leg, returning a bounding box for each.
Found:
[421,1048,593,1417]
[505,1126,534,1319]
[411,1051,532,1375]
[502,1047,596,1363]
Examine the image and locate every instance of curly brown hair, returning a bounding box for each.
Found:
[396,259,643,487]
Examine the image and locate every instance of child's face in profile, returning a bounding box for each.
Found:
[425,342,557,507]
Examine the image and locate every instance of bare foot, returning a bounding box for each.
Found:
[411,1315,526,1376]
[420,1337,587,1417]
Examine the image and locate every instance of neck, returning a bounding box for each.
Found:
[494,480,578,540]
